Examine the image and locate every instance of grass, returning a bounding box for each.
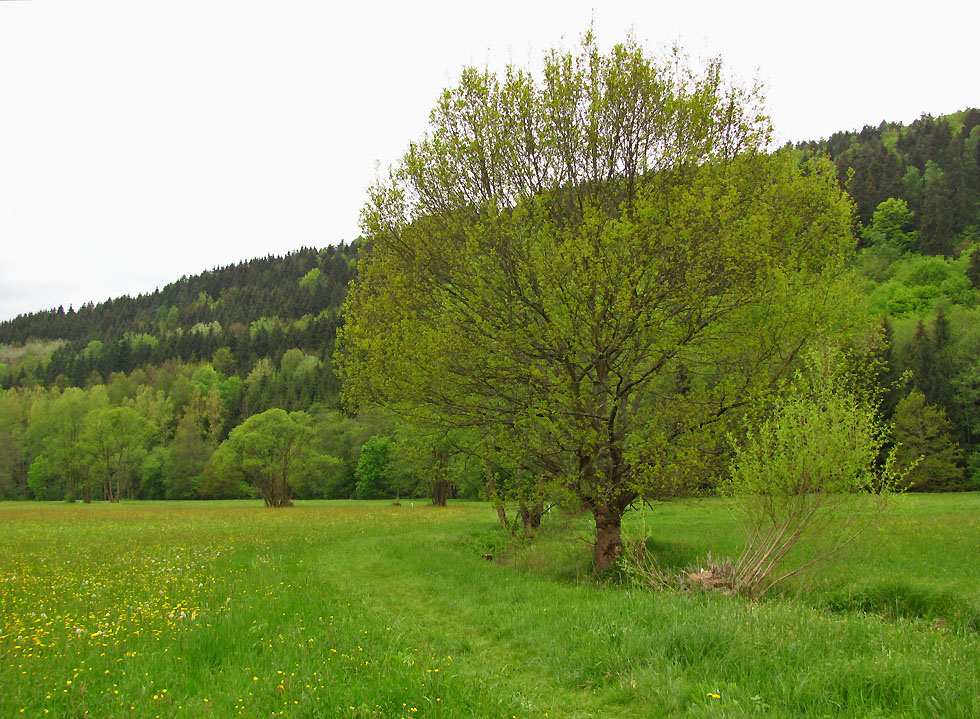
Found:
[0,496,978,718]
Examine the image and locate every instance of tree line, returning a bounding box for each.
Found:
[0,363,480,504]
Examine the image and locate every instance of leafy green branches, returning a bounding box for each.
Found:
[211,408,318,507]
[339,32,860,571]
[726,348,912,598]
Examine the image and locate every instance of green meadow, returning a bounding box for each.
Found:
[1,496,978,718]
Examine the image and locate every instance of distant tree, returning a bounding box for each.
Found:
[908,319,935,399]
[197,454,246,499]
[127,385,175,442]
[966,450,980,491]
[892,390,965,491]
[0,423,23,498]
[930,307,955,409]
[167,409,209,499]
[299,267,321,295]
[79,406,157,502]
[138,445,170,500]
[385,423,479,506]
[212,346,236,376]
[212,408,316,507]
[918,174,956,256]
[950,359,980,448]
[27,455,58,501]
[861,198,916,252]
[967,245,980,289]
[216,375,245,437]
[846,142,903,226]
[311,409,377,499]
[26,387,104,501]
[354,435,392,499]
[902,166,924,216]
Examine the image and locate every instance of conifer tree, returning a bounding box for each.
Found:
[892,390,965,491]
[966,245,980,289]
[918,174,956,256]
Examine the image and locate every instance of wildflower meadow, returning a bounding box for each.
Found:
[1,497,979,718]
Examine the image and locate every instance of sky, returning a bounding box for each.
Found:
[1,0,977,323]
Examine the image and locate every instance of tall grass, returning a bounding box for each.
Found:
[1,497,978,717]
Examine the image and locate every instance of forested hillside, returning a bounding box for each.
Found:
[1,107,979,505]
[798,109,980,492]
[0,243,356,385]
[796,108,980,254]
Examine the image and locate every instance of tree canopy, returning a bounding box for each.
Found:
[337,34,861,570]
[210,408,318,507]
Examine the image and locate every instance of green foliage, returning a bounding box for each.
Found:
[166,412,209,499]
[726,347,909,597]
[892,390,966,491]
[27,454,57,501]
[861,197,916,251]
[354,435,392,499]
[128,333,158,351]
[79,406,157,502]
[299,266,321,294]
[951,358,980,443]
[26,386,105,501]
[138,445,169,500]
[196,454,245,499]
[213,408,321,507]
[288,452,343,500]
[866,252,976,316]
[339,33,860,569]
[967,244,980,288]
[966,450,980,490]
[0,422,23,498]
[309,408,379,499]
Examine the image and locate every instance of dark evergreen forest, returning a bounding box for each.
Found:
[0,244,357,396]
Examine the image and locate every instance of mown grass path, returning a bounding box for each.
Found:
[1,498,978,718]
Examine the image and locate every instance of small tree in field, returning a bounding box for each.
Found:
[212,408,315,507]
[727,348,911,597]
[354,435,392,499]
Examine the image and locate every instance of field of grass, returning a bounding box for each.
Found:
[1,495,978,718]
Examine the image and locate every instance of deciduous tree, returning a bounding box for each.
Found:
[80,406,156,502]
[727,347,909,597]
[211,408,316,507]
[338,34,860,570]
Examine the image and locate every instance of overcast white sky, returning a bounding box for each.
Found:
[1,0,977,323]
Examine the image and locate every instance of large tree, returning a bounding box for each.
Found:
[337,35,859,570]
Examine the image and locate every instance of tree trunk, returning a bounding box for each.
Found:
[484,464,510,533]
[518,500,544,537]
[592,504,623,572]
[432,479,449,506]
[432,449,450,506]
